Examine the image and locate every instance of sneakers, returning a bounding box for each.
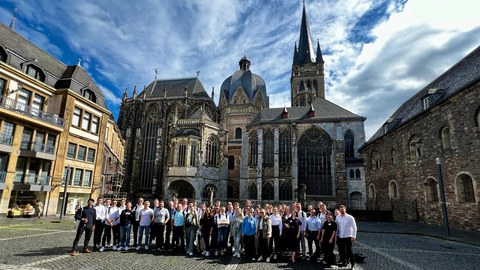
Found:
[125,246,129,251]
[189,252,193,256]
[112,246,117,251]
[136,246,141,251]
[205,251,210,257]
[70,250,77,256]
[237,253,241,258]
[257,256,264,262]
[232,247,236,253]
[251,258,256,261]
[220,251,224,256]
[273,254,277,260]
[99,246,105,252]
[145,245,149,250]
[117,246,123,251]
[266,257,271,263]
[202,250,206,255]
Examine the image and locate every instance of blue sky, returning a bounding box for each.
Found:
[1,0,479,139]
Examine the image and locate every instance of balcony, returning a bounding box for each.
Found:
[0,171,6,189]
[19,141,56,160]
[0,95,65,128]
[0,134,13,153]
[13,173,51,191]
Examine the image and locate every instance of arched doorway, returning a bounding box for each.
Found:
[168,180,195,200]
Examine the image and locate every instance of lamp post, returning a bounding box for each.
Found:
[60,166,72,219]
[435,158,450,236]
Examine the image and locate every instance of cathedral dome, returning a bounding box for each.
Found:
[220,56,268,105]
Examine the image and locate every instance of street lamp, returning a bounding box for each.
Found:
[60,166,72,219]
[435,158,450,236]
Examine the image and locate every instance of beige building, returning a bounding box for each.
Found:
[102,117,125,200]
[0,22,118,216]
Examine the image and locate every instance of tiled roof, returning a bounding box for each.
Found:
[367,45,480,144]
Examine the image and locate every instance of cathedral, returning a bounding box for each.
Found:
[118,4,367,209]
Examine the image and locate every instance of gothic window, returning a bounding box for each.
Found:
[279,129,291,164]
[307,80,311,90]
[409,136,422,159]
[389,181,398,199]
[205,135,219,166]
[425,178,439,203]
[248,132,258,166]
[456,174,476,203]
[235,128,242,139]
[344,130,355,158]
[280,181,292,201]
[177,144,187,166]
[370,149,381,170]
[349,169,354,179]
[262,182,274,200]
[190,143,198,166]
[263,130,274,167]
[248,182,257,200]
[355,169,361,179]
[228,156,235,170]
[0,47,7,62]
[440,126,451,150]
[141,117,158,189]
[391,148,397,165]
[298,127,333,196]
[83,89,96,103]
[368,184,376,199]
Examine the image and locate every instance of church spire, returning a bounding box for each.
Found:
[296,1,316,64]
[9,12,16,31]
[293,42,300,65]
[316,39,324,63]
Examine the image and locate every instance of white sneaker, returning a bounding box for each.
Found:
[117,246,123,251]
[145,245,149,250]
[205,251,210,257]
[221,251,224,255]
[112,246,117,251]
[232,247,236,253]
[136,246,141,251]
[266,257,271,263]
[202,250,206,255]
[273,254,277,260]
[189,252,193,256]
[237,253,241,258]
[252,258,256,261]
[125,246,129,251]
[257,256,263,262]
[99,246,105,252]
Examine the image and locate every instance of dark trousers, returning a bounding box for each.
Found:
[165,224,172,249]
[307,230,320,259]
[102,225,112,247]
[203,234,211,252]
[269,225,281,254]
[322,240,336,265]
[132,220,139,246]
[337,237,354,266]
[243,235,256,259]
[258,234,270,259]
[72,223,93,251]
[154,223,166,249]
[112,224,120,246]
[93,220,104,248]
[172,225,184,250]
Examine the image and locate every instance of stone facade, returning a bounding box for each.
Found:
[361,46,480,231]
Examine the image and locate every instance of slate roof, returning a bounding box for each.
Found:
[220,69,268,104]
[296,4,316,65]
[140,77,211,101]
[249,97,365,126]
[366,45,480,144]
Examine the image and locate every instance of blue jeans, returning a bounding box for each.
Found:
[217,226,228,251]
[138,225,150,247]
[120,225,131,247]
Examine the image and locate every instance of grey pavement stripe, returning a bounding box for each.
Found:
[22,255,71,267]
[356,241,424,270]
[0,230,70,241]
[0,264,48,270]
[225,257,240,270]
[356,246,480,256]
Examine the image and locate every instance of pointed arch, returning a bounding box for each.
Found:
[205,134,219,166]
[280,181,292,201]
[248,182,257,200]
[263,130,274,167]
[368,184,376,199]
[262,182,274,201]
[279,129,291,164]
[248,131,258,166]
[344,129,355,158]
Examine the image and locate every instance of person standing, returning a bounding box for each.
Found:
[269,207,283,260]
[242,207,257,261]
[132,197,144,247]
[110,200,121,251]
[230,208,243,258]
[335,205,357,268]
[153,200,170,251]
[295,203,307,259]
[185,202,199,256]
[200,207,214,257]
[285,210,302,263]
[165,201,175,250]
[70,198,96,256]
[256,209,272,262]
[93,198,106,251]
[136,201,154,251]
[100,199,113,252]
[216,206,230,256]
[118,201,134,251]
[34,200,43,218]
[172,204,185,252]
[305,208,321,260]
[320,212,337,267]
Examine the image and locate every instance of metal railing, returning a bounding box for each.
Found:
[14,172,51,185]
[20,141,55,154]
[0,95,65,127]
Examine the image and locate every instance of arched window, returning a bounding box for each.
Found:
[425,178,439,202]
[409,136,422,159]
[355,169,361,179]
[0,47,7,62]
[307,80,311,90]
[25,64,45,82]
[235,128,242,139]
[389,181,398,199]
[440,127,451,150]
[228,156,235,170]
[262,182,274,200]
[456,174,476,203]
[280,181,292,201]
[344,130,355,158]
[83,89,97,103]
[370,149,381,170]
[263,130,274,167]
[368,184,376,199]
[205,135,219,166]
[349,169,355,179]
[141,114,159,189]
[248,132,258,166]
[391,148,397,165]
[298,127,332,196]
[248,182,257,200]
[279,129,291,164]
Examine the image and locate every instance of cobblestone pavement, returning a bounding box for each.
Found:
[0,222,479,270]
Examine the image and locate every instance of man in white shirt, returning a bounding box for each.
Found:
[100,199,113,252]
[137,201,154,250]
[93,198,106,251]
[335,205,357,268]
[132,197,144,247]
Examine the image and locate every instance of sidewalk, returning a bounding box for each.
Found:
[358,221,480,247]
[0,215,74,226]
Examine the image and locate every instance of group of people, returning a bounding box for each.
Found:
[71,197,357,268]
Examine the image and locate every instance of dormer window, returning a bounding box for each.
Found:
[423,97,430,110]
[25,64,45,82]
[281,107,288,119]
[0,47,7,62]
[83,89,96,102]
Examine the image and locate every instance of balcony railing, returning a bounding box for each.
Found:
[0,171,6,183]
[20,141,55,154]
[0,134,13,146]
[14,172,51,185]
[0,95,65,128]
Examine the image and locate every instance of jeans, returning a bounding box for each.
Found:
[217,226,228,251]
[234,234,241,255]
[120,225,131,247]
[299,230,306,255]
[185,225,196,253]
[306,230,320,259]
[138,225,150,247]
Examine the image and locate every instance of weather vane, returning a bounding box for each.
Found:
[154,68,159,80]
